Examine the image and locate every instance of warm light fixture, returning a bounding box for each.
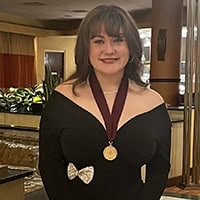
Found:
[63,9,88,19]
[69,9,88,13]
[21,1,45,6]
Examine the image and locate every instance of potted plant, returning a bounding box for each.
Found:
[42,63,61,102]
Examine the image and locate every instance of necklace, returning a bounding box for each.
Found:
[87,77,118,94]
[103,90,118,94]
[89,73,128,161]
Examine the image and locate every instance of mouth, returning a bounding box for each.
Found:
[100,58,119,63]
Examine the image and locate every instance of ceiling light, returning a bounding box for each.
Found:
[64,14,73,18]
[63,9,88,19]
[21,1,45,6]
[70,9,88,13]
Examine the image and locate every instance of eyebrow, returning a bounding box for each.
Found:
[91,33,124,39]
[91,35,104,39]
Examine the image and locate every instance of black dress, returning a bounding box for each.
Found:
[39,91,172,200]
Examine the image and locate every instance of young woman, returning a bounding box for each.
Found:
[39,5,171,200]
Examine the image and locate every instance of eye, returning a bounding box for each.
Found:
[113,36,125,43]
[92,38,104,44]
[94,39,104,44]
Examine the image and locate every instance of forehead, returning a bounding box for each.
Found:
[90,22,124,37]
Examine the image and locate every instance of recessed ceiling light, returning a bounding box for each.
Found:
[64,9,88,13]
[64,14,73,18]
[21,1,45,6]
[70,9,88,13]
[63,9,88,19]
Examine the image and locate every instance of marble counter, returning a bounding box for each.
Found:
[0,166,33,200]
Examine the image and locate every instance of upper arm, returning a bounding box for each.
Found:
[39,101,77,199]
[140,105,171,200]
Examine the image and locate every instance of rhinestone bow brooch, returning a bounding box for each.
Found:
[67,162,94,184]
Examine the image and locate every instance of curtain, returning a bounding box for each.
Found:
[0,32,36,89]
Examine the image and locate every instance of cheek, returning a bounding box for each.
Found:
[89,48,100,65]
[89,53,95,65]
[89,48,94,64]
[89,46,96,58]
[121,45,129,55]
[122,49,130,63]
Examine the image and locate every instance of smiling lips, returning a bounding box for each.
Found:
[100,58,119,64]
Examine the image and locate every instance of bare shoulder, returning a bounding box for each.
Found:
[55,80,74,98]
[139,87,165,110]
[144,87,165,105]
[129,81,164,103]
[55,79,89,101]
[137,86,165,112]
[129,81,165,111]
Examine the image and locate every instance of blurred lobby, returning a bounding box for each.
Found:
[0,0,200,200]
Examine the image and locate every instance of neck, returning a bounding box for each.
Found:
[94,72,124,92]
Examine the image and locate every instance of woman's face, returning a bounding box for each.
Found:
[89,25,130,76]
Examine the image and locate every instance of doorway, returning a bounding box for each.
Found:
[44,51,64,79]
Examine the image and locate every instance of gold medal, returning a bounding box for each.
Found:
[103,143,118,161]
[90,74,128,162]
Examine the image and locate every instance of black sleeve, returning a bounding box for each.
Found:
[140,108,172,200]
[39,102,77,200]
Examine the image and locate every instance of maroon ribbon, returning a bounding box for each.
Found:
[89,73,128,141]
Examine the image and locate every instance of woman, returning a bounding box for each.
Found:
[39,5,172,200]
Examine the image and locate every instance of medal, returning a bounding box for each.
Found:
[89,72,128,161]
[103,143,118,161]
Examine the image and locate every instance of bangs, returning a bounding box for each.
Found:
[89,10,125,38]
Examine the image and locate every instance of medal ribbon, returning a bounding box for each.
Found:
[89,72,128,142]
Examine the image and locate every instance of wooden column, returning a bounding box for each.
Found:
[150,0,183,106]
[179,0,200,189]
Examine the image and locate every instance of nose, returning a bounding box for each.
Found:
[104,41,115,54]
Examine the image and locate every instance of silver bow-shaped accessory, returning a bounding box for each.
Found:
[67,162,94,184]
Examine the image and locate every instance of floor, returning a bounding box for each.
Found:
[24,186,200,200]
[165,186,200,197]
[25,188,48,200]
[161,197,196,200]
[163,185,200,200]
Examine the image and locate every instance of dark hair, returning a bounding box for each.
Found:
[67,4,147,94]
